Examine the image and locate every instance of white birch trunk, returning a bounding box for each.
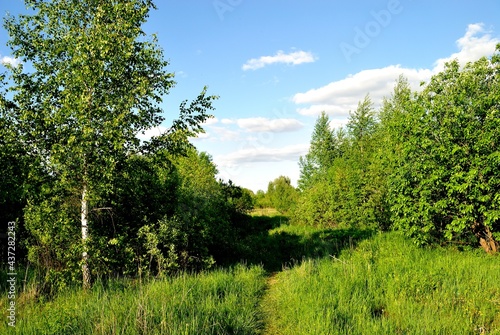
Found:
[81,184,91,289]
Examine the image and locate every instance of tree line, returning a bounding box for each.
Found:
[290,49,500,253]
[1,0,498,293]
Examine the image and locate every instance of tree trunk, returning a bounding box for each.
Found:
[81,184,91,289]
[473,222,498,254]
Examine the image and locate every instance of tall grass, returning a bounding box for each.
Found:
[0,264,266,335]
[2,225,499,335]
[262,232,500,334]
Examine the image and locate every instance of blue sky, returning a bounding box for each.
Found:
[1,1,500,192]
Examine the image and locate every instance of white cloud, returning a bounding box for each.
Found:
[203,117,219,126]
[293,65,432,116]
[236,117,304,133]
[176,70,188,78]
[0,56,21,67]
[208,126,240,141]
[293,23,499,117]
[217,143,309,166]
[242,50,316,71]
[136,126,168,140]
[296,104,351,117]
[221,118,235,124]
[191,132,210,140]
[434,23,499,72]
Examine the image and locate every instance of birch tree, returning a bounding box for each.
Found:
[3,0,214,288]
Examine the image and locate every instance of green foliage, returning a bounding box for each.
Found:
[1,0,217,287]
[90,153,178,278]
[0,74,25,221]
[138,215,214,275]
[3,0,174,286]
[253,189,272,209]
[293,57,500,253]
[298,112,340,191]
[389,49,500,251]
[347,94,377,144]
[220,181,255,214]
[0,73,29,260]
[173,149,238,266]
[4,0,176,192]
[267,176,298,214]
[294,97,384,230]
[293,180,335,227]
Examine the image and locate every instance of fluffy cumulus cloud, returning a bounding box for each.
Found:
[0,55,21,67]
[216,143,309,166]
[201,117,304,142]
[434,23,499,72]
[203,117,219,126]
[294,23,499,118]
[294,65,433,117]
[220,118,235,125]
[236,117,303,133]
[207,126,240,141]
[242,50,316,71]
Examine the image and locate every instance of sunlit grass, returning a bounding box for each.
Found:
[2,226,499,335]
[262,232,500,334]
[250,207,281,217]
[0,265,266,335]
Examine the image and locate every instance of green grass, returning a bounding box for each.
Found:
[250,208,282,217]
[233,219,373,272]
[262,231,500,334]
[2,224,499,335]
[0,264,267,335]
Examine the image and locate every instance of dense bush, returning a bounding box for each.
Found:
[294,48,500,251]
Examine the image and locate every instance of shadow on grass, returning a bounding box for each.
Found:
[222,215,374,272]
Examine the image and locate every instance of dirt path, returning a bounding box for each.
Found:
[260,271,281,335]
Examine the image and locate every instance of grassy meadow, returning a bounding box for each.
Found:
[262,231,500,334]
[1,265,267,335]
[1,219,500,334]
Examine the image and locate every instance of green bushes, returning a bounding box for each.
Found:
[16,146,257,291]
[294,98,387,231]
[294,49,500,251]
[389,56,500,252]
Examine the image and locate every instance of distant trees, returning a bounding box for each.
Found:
[220,180,255,214]
[267,176,299,214]
[293,46,500,253]
[294,95,382,229]
[254,190,272,209]
[298,112,339,190]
